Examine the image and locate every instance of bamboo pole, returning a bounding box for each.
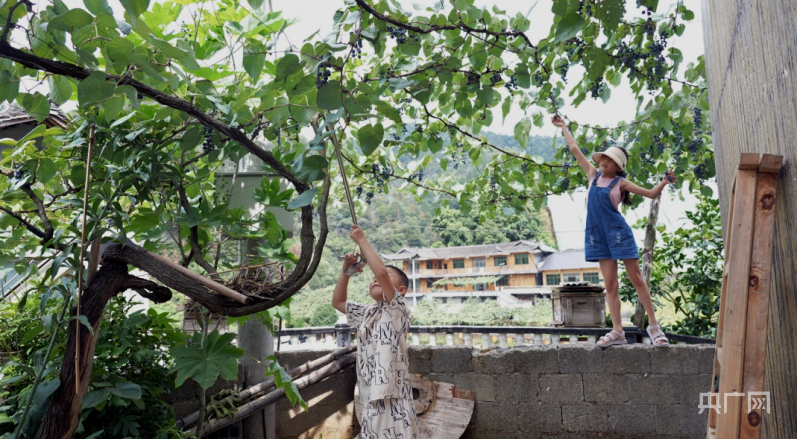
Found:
[177,345,357,429]
[75,125,95,393]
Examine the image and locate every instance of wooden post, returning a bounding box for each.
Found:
[739,156,782,438]
[715,155,759,439]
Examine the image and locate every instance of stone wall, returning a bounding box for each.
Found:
[274,344,714,439]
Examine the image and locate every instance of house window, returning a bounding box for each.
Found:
[563,273,581,283]
[453,259,465,269]
[546,274,561,285]
[426,279,435,288]
[472,283,486,291]
[584,272,600,284]
[515,254,529,265]
[494,256,507,266]
[496,277,509,286]
[410,261,419,271]
[426,261,434,269]
[472,258,486,268]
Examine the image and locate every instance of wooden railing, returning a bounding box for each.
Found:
[276,325,716,348]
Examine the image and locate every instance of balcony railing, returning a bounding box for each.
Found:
[275,325,715,349]
[407,265,537,278]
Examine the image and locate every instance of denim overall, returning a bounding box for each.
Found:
[584,172,639,262]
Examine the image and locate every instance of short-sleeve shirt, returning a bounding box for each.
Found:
[346,292,413,402]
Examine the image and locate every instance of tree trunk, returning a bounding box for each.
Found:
[634,193,661,329]
[32,262,172,439]
[702,1,797,436]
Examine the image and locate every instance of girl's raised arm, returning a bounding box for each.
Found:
[552,116,597,181]
[620,171,677,199]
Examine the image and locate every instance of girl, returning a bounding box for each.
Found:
[552,115,675,347]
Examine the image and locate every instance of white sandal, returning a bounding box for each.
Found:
[597,329,627,347]
[646,325,669,347]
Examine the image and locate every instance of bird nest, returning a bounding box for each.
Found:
[223,263,286,299]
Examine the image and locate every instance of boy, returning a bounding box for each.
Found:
[332,224,418,439]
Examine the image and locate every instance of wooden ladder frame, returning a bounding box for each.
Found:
[707,153,783,439]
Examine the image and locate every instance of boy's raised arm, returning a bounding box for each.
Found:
[332,253,362,313]
[350,225,397,304]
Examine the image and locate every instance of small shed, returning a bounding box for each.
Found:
[550,282,606,327]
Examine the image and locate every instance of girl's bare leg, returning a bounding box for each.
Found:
[623,258,665,343]
[599,259,623,336]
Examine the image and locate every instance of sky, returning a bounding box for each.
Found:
[47,0,709,250]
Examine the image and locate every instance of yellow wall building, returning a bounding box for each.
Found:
[383,242,602,295]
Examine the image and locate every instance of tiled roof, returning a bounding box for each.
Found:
[383,240,554,260]
[536,249,599,271]
[0,102,69,129]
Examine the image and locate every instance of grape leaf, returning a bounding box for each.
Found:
[357,123,384,156]
[287,188,320,210]
[554,12,585,43]
[170,330,244,389]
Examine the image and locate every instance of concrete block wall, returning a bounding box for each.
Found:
[264,345,714,439]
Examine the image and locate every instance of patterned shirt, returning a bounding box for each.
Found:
[346,292,413,402]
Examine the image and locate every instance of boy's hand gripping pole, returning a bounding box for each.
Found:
[330,126,366,276]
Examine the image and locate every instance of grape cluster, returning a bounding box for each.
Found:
[355,186,364,197]
[672,129,684,149]
[489,72,502,85]
[384,67,395,77]
[316,62,332,89]
[578,0,593,17]
[644,18,656,36]
[349,33,365,59]
[386,25,418,45]
[489,174,498,189]
[466,73,480,89]
[415,124,424,134]
[588,78,605,99]
[410,168,424,182]
[562,160,572,172]
[504,74,519,91]
[580,147,589,155]
[532,72,546,86]
[11,162,28,181]
[451,143,466,169]
[548,91,559,111]
[686,138,702,154]
[560,177,570,191]
[521,162,528,175]
[202,125,214,153]
[617,43,644,70]
[692,107,703,128]
[371,163,392,192]
[559,64,569,84]
[566,38,585,60]
[694,163,708,185]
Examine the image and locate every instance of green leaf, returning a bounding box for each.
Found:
[0,70,19,103]
[295,155,328,183]
[275,54,301,82]
[476,86,494,106]
[83,388,112,408]
[243,51,266,82]
[73,315,95,337]
[587,48,610,80]
[316,80,342,110]
[247,0,263,9]
[37,158,57,184]
[170,330,244,389]
[19,93,50,123]
[637,0,659,12]
[84,0,114,16]
[357,123,384,156]
[551,0,569,16]
[468,50,487,70]
[514,117,531,148]
[48,75,72,105]
[387,78,414,92]
[595,0,625,31]
[21,324,43,344]
[110,382,142,399]
[502,97,511,123]
[32,379,61,406]
[48,9,94,33]
[554,12,585,43]
[120,0,150,23]
[105,38,134,67]
[287,188,319,210]
[78,71,116,106]
[426,136,443,153]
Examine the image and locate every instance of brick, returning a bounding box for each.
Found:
[605,404,657,435]
[517,402,562,433]
[471,401,519,432]
[656,404,709,435]
[694,345,716,374]
[408,345,433,374]
[650,345,706,374]
[495,373,538,403]
[473,348,515,374]
[431,346,474,373]
[561,403,609,432]
[512,345,559,374]
[675,374,713,406]
[583,374,635,404]
[558,345,603,373]
[629,374,680,405]
[539,374,584,403]
[454,374,497,402]
[603,345,651,374]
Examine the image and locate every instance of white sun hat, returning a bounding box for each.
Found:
[591,146,628,171]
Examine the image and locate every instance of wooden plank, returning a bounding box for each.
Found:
[757,154,783,173]
[715,168,759,439]
[709,176,736,431]
[738,153,761,170]
[739,170,780,439]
